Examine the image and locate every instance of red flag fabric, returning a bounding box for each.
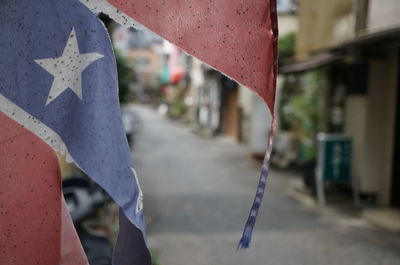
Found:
[87,0,278,113]
[110,0,277,113]
[81,0,278,249]
[0,113,88,265]
[59,196,89,265]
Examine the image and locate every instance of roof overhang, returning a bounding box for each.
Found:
[279,52,343,74]
[279,26,400,74]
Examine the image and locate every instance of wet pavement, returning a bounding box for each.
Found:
[131,105,400,265]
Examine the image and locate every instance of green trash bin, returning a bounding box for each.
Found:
[316,133,352,205]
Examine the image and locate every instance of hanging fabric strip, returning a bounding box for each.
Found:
[238,118,276,248]
[238,0,279,248]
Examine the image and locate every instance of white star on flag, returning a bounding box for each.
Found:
[35,28,104,105]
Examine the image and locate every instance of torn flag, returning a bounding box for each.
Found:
[82,0,278,113]
[81,0,279,248]
[0,0,150,264]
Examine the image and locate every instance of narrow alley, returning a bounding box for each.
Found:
[132,106,400,265]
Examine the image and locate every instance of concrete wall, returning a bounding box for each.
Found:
[345,50,398,205]
[296,0,352,57]
[345,96,367,194]
[367,0,400,33]
[362,51,398,204]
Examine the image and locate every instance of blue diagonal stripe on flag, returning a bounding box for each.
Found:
[0,0,151,264]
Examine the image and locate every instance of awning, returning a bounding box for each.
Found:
[279,26,400,74]
[334,26,400,50]
[279,52,343,74]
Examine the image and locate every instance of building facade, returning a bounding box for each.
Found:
[281,0,400,207]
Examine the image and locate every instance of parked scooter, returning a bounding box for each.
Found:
[63,178,114,265]
[121,106,142,149]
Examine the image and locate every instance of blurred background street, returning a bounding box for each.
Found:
[132,105,399,265]
[57,0,400,264]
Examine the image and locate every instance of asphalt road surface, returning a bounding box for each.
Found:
[131,106,400,265]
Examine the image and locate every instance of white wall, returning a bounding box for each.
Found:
[367,0,400,32]
[362,52,398,204]
[188,58,204,123]
[278,15,298,35]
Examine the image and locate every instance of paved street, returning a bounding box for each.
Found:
[132,106,400,265]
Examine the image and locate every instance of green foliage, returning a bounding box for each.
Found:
[278,32,296,61]
[115,49,135,103]
[169,99,187,119]
[278,75,297,131]
[281,71,321,161]
[150,248,160,265]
